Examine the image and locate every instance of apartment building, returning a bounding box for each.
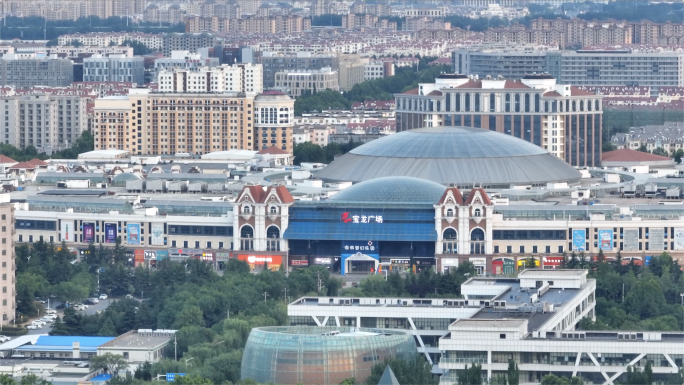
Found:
[161,33,217,57]
[154,51,220,78]
[0,54,73,88]
[93,89,294,155]
[57,33,163,50]
[274,68,339,97]
[254,91,294,153]
[403,17,451,31]
[158,63,263,94]
[342,14,397,31]
[453,48,684,88]
[83,54,144,84]
[363,61,394,81]
[0,194,14,327]
[394,74,603,167]
[185,15,310,34]
[1,0,145,20]
[338,55,366,92]
[0,94,87,151]
[261,52,339,89]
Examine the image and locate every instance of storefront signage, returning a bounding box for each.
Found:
[598,229,613,251]
[390,259,410,264]
[572,229,585,251]
[314,258,332,265]
[341,213,383,224]
[134,249,145,264]
[156,250,168,260]
[201,251,214,262]
[105,223,117,243]
[216,252,231,261]
[237,254,282,271]
[144,250,156,260]
[342,240,377,252]
[469,258,486,265]
[543,256,563,266]
[291,260,309,266]
[83,222,95,243]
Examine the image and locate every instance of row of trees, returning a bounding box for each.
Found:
[292,140,364,165]
[0,130,94,162]
[293,57,449,115]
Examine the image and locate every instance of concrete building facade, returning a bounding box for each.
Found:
[83,54,144,85]
[0,194,14,327]
[274,68,339,97]
[0,55,73,88]
[158,63,263,94]
[261,52,339,89]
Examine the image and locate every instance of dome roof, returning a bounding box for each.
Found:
[316,126,581,187]
[329,176,445,203]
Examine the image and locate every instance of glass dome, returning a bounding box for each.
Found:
[329,176,445,203]
[241,326,416,385]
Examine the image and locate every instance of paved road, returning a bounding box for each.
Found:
[23,299,112,336]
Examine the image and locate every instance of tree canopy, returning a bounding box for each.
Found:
[363,355,437,385]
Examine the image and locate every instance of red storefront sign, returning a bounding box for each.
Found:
[290,260,309,266]
[542,256,564,268]
[134,249,145,266]
[237,254,282,271]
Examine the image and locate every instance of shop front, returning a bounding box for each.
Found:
[492,257,515,275]
[290,259,309,268]
[390,258,411,273]
[312,257,334,270]
[134,249,145,267]
[216,252,231,269]
[236,253,283,271]
[342,240,379,275]
[440,258,459,273]
[517,257,540,270]
[469,257,487,275]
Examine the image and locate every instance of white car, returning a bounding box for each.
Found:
[0,335,10,342]
[45,309,57,315]
[44,314,57,320]
[98,294,108,300]
[41,318,54,323]
[31,321,46,327]
[25,325,38,330]
[90,298,100,304]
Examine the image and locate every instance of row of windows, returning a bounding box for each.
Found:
[493,230,566,240]
[494,245,564,254]
[168,225,233,236]
[16,220,56,230]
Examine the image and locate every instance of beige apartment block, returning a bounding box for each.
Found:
[0,194,15,326]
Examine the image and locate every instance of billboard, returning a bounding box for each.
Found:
[104,223,117,244]
[623,229,639,251]
[127,224,140,245]
[83,222,95,243]
[341,240,379,255]
[649,228,664,251]
[237,254,282,271]
[134,249,145,265]
[675,229,684,250]
[572,229,586,251]
[598,229,613,251]
[150,223,164,246]
[61,221,75,243]
[156,250,168,260]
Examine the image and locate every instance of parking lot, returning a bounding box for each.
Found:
[23,299,113,336]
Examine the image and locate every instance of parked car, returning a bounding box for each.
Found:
[98,294,108,300]
[44,314,57,319]
[45,309,57,315]
[25,325,37,330]
[90,298,100,304]
[40,317,54,323]
[31,321,45,327]
[0,335,10,342]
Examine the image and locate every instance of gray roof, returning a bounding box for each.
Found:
[316,126,581,187]
[378,366,400,385]
[329,176,445,203]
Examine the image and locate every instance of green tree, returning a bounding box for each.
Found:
[19,374,52,385]
[98,317,117,336]
[90,353,129,374]
[652,147,668,156]
[174,305,206,329]
[0,374,16,385]
[602,141,616,153]
[507,360,519,385]
[174,375,214,384]
[122,39,152,55]
[673,149,684,164]
[363,355,437,385]
[459,363,482,385]
[340,378,356,385]
[623,277,666,319]
[50,316,70,336]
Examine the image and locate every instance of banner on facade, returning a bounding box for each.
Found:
[623,229,639,251]
[572,229,585,251]
[675,229,684,250]
[83,223,95,243]
[127,224,141,245]
[150,223,164,246]
[598,229,613,251]
[105,223,117,243]
[61,221,74,243]
[649,228,664,251]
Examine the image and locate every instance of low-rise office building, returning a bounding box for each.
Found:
[83,54,145,85]
[274,68,339,97]
[0,54,73,88]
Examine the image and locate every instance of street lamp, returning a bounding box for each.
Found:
[185,357,194,367]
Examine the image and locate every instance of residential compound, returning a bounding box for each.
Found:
[184,15,311,34]
[394,74,603,167]
[611,121,684,153]
[453,47,684,88]
[483,17,684,48]
[93,88,294,155]
[0,54,73,88]
[83,54,145,85]
[154,50,220,77]
[0,0,145,20]
[158,63,263,93]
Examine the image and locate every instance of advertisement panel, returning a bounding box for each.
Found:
[156,250,168,260]
[291,260,309,266]
[598,229,613,251]
[61,221,75,243]
[237,254,282,271]
[341,240,378,254]
[127,224,140,245]
[104,223,117,244]
[649,228,664,251]
[492,258,514,275]
[144,250,156,260]
[572,229,586,251]
[216,252,231,262]
[134,249,145,265]
[675,229,684,250]
[83,222,95,243]
[150,223,164,246]
[623,229,639,251]
[314,257,332,265]
[201,251,215,263]
[543,256,564,269]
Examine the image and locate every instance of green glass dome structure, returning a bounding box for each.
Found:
[241,326,416,385]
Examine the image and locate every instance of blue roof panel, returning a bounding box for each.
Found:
[283,221,437,241]
[33,336,114,347]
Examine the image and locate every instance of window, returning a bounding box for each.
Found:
[183,241,188,248]
[194,241,200,248]
[446,208,454,217]
[171,240,177,247]
[218,241,224,249]
[269,206,277,215]
[533,246,537,253]
[474,208,481,217]
[1,274,5,280]
[242,205,251,214]
[206,241,212,248]
[494,246,499,253]
[267,226,280,251]
[506,246,512,253]
[519,246,525,253]
[545,246,551,253]
[1,262,4,267]
[500,334,506,339]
